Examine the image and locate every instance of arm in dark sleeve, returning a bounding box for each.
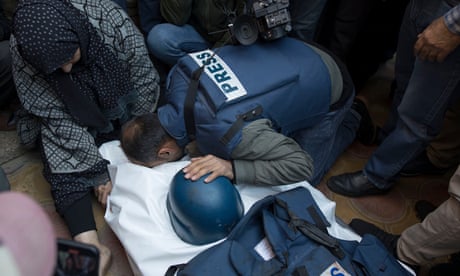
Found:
[231,119,313,186]
[160,0,193,25]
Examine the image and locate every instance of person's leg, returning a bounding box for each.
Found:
[292,91,358,186]
[137,0,162,35]
[363,0,460,189]
[146,23,210,65]
[398,165,460,265]
[63,193,112,276]
[314,0,374,60]
[427,96,460,169]
[289,0,329,42]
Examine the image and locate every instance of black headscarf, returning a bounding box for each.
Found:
[13,0,134,131]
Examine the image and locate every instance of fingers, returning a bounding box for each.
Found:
[183,155,215,181]
[94,181,112,206]
[183,155,234,183]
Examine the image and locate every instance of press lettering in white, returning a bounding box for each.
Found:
[190,50,247,102]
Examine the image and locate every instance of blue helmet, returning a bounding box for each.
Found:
[167,170,244,245]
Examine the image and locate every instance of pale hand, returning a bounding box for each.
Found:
[414,16,460,62]
[183,154,234,183]
[94,180,112,206]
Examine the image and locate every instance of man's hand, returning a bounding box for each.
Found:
[183,154,234,183]
[414,16,460,62]
[94,180,112,206]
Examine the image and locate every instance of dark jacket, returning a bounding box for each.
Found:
[160,0,245,45]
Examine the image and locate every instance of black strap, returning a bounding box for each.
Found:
[184,66,205,141]
[275,198,345,260]
[165,264,186,276]
[220,105,263,145]
[307,205,329,234]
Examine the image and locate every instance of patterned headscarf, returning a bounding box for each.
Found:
[13,0,134,131]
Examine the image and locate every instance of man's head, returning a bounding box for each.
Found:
[121,113,183,167]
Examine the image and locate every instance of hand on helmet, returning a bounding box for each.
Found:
[183,154,234,183]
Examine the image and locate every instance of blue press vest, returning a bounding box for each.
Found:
[158,37,332,159]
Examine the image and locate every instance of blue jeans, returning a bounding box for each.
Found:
[292,92,359,186]
[365,0,460,189]
[146,23,210,65]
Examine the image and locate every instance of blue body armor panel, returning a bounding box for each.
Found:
[158,37,332,159]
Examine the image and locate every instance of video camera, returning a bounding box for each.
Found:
[232,0,292,45]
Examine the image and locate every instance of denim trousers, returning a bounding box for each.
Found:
[146,23,210,65]
[365,0,460,189]
[292,93,359,186]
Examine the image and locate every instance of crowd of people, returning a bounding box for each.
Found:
[0,0,459,275]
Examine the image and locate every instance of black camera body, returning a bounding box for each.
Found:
[232,0,291,45]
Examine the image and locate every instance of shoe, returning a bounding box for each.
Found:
[327,171,390,197]
[400,151,449,177]
[349,219,399,255]
[352,98,378,146]
[414,200,436,221]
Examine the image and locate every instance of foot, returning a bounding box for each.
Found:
[349,218,399,255]
[352,98,378,145]
[400,151,449,177]
[74,230,112,276]
[327,171,390,197]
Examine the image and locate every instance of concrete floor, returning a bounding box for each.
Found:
[0,59,454,275]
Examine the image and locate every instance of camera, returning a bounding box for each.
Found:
[232,0,292,45]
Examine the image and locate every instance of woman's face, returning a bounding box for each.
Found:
[60,48,81,73]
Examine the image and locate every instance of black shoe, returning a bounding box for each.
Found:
[400,151,449,177]
[352,98,378,146]
[414,200,437,221]
[327,171,390,197]
[349,219,399,255]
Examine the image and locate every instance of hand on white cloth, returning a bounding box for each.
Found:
[94,180,112,206]
[183,154,234,183]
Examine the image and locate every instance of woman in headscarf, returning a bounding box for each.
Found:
[10,0,160,274]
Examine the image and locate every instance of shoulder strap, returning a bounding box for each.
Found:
[275,198,346,259]
[184,66,205,141]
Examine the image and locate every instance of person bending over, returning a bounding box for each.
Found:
[121,38,376,187]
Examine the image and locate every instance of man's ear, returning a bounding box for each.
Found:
[157,139,182,162]
[157,147,173,159]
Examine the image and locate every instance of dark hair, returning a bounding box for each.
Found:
[120,113,171,165]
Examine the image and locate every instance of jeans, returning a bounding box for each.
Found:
[365,0,460,189]
[146,23,210,65]
[292,92,359,186]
